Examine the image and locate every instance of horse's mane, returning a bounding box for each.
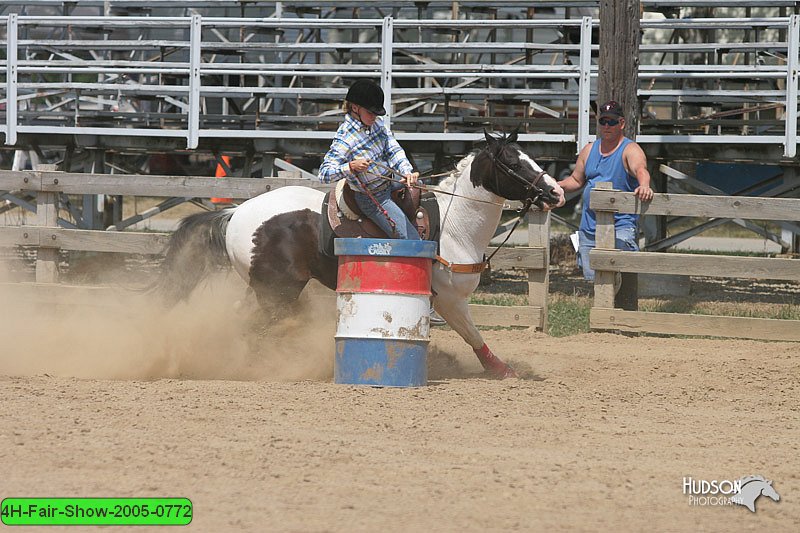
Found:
[437,152,476,192]
[739,475,767,486]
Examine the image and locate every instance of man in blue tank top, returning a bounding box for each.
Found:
[556,100,654,280]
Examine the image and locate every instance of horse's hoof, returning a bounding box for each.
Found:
[486,365,518,380]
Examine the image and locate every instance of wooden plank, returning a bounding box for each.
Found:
[0,227,170,254]
[590,189,800,221]
[40,174,275,198]
[591,307,800,342]
[593,182,616,308]
[591,249,800,281]
[50,229,170,254]
[0,171,35,191]
[0,229,535,260]
[469,304,542,328]
[35,191,59,283]
[483,246,546,270]
[0,226,39,246]
[527,210,550,331]
[19,171,332,197]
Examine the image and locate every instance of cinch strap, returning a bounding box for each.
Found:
[435,255,488,273]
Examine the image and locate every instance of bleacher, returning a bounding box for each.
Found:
[0,1,797,164]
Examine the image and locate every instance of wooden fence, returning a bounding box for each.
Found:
[0,169,550,330]
[589,182,800,342]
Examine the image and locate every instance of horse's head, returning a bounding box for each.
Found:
[761,480,780,502]
[470,129,564,209]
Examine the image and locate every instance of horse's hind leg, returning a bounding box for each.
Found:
[246,209,327,325]
[434,294,517,379]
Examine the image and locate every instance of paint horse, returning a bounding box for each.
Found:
[153,131,564,378]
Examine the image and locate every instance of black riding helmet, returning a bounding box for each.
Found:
[345,79,386,116]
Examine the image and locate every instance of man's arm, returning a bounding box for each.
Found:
[555,143,592,207]
[623,142,654,202]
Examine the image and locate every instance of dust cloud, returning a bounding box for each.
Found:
[0,260,335,381]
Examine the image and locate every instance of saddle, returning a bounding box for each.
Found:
[319,179,440,258]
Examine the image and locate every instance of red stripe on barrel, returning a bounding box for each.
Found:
[337,256,432,295]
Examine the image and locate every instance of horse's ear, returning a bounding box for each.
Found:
[484,128,497,147]
[507,125,520,144]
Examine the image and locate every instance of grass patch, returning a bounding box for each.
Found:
[469,293,526,306]
[547,293,591,337]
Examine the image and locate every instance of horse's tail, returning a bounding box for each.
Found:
[149,208,235,306]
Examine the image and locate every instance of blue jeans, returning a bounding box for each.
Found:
[577,227,638,281]
[354,181,419,240]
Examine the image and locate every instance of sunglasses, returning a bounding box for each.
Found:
[598,118,620,126]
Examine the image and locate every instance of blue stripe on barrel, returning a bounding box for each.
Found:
[334,238,437,387]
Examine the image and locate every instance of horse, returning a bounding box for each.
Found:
[151,130,564,379]
[730,475,780,512]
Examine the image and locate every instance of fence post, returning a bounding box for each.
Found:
[381,16,394,131]
[592,182,616,308]
[187,14,202,150]
[6,14,18,146]
[527,209,550,332]
[35,165,60,283]
[784,14,799,158]
[576,16,592,153]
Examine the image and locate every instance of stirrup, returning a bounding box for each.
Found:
[430,309,446,327]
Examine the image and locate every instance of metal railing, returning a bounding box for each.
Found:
[0,13,798,156]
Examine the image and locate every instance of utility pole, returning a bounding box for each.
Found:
[598,0,642,311]
[598,0,641,138]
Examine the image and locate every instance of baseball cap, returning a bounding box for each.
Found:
[598,100,624,119]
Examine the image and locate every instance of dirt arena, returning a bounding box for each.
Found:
[1,275,799,531]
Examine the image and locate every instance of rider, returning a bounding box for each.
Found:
[318,79,421,240]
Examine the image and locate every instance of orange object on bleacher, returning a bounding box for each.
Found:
[211,155,232,204]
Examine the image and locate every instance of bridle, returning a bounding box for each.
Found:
[484,145,549,211]
[477,143,552,270]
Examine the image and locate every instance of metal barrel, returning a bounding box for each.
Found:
[334,238,438,387]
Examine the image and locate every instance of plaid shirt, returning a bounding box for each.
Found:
[318,113,413,191]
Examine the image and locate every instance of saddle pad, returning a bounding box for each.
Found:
[320,188,388,257]
[318,187,441,259]
[335,179,360,221]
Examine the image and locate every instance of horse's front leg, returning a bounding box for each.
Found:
[251,278,309,324]
[433,272,517,379]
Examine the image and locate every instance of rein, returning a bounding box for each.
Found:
[365,162,509,208]
[353,171,397,236]
[365,154,541,274]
